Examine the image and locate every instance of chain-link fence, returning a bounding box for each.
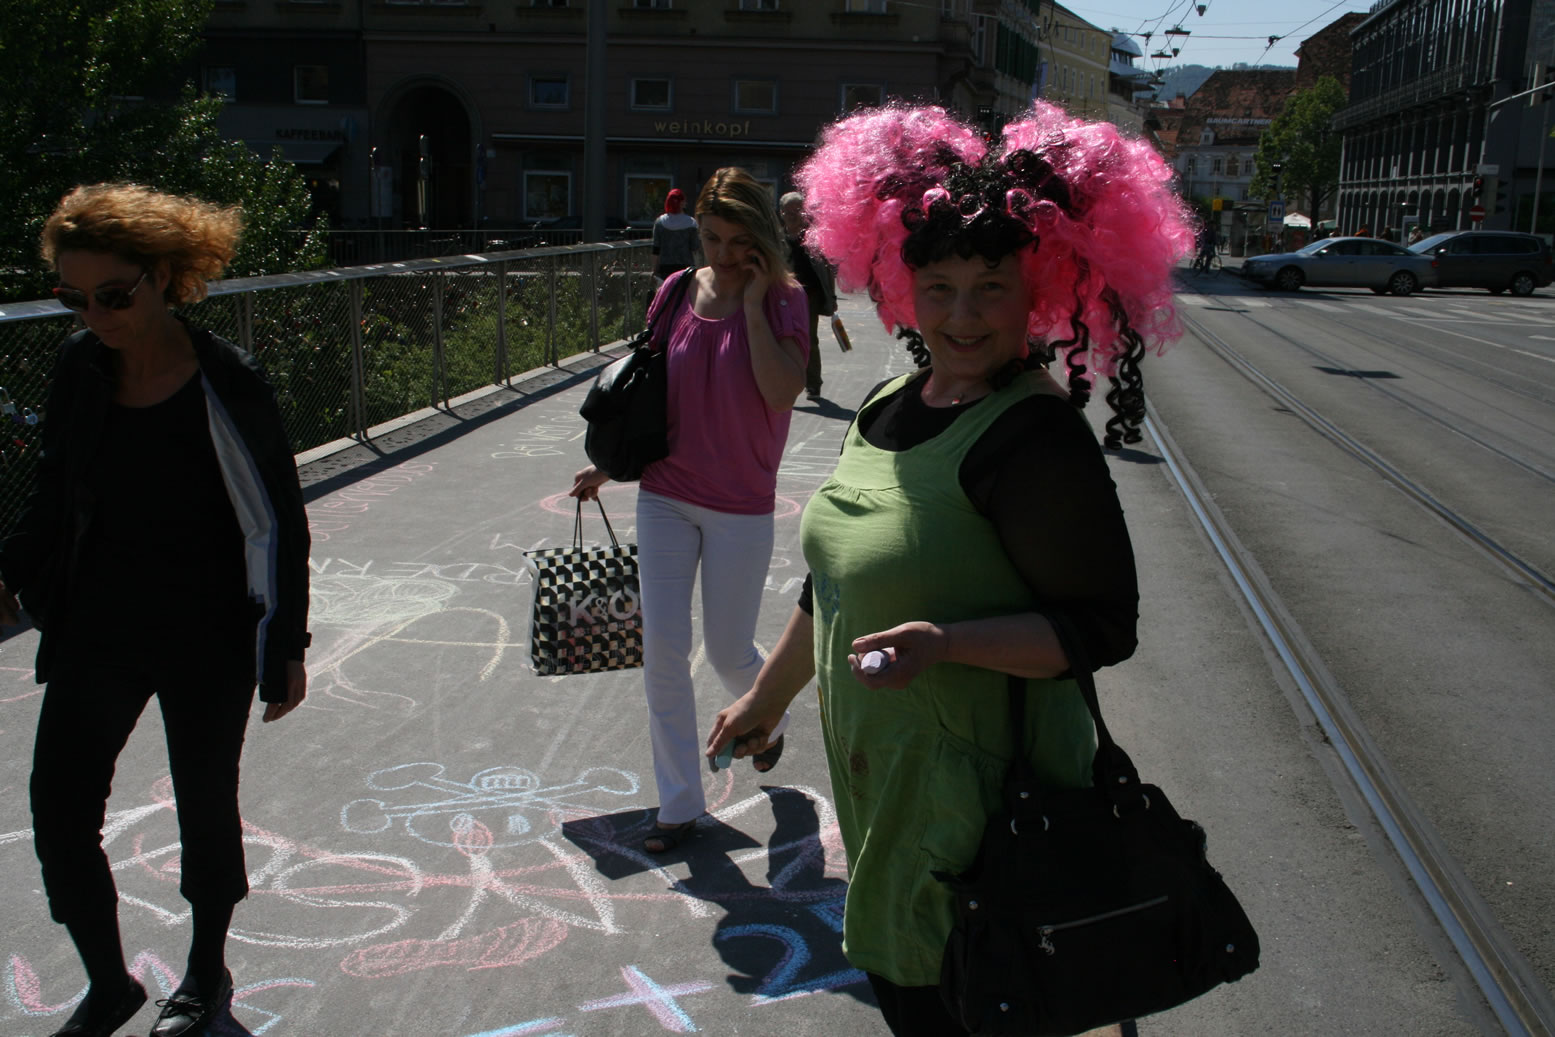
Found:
[0,240,653,538]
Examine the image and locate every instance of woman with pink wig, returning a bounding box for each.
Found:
[707,103,1193,1034]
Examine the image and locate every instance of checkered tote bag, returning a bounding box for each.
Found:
[526,499,643,675]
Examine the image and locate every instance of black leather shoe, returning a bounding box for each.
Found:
[49,978,147,1037]
[149,970,232,1037]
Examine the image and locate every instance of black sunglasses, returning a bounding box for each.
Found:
[52,271,150,313]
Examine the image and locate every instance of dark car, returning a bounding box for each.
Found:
[1408,230,1554,295]
[1240,236,1437,295]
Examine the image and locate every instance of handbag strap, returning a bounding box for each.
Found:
[644,267,695,351]
[1005,613,1142,807]
[572,497,621,549]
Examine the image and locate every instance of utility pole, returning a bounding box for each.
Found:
[583,0,607,243]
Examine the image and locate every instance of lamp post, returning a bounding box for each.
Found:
[1271,160,1283,250]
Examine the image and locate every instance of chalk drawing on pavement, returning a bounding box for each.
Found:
[341,763,639,849]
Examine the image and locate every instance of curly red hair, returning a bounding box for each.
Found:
[40,183,243,306]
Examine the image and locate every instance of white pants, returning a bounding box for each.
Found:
[637,490,790,824]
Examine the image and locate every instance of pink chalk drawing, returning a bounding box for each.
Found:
[339,916,569,979]
[306,461,437,542]
[577,965,715,1033]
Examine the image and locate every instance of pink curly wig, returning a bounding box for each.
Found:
[796,102,1193,381]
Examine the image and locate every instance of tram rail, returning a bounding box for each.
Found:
[1152,309,1555,1035]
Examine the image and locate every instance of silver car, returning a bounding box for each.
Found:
[1240,237,1438,295]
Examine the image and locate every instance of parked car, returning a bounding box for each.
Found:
[1408,230,1554,295]
[1240,236,1437,295]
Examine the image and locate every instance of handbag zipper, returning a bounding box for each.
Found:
[1036,895,1169,955]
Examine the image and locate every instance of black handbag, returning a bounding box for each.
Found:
[937,623,1260,1035]
[578,267,693,481]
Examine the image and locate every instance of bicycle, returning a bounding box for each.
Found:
[1191,248,1221,274]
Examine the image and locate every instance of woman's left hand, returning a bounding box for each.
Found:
[263,660,307,722]
[741,249,774,307]
[848,621,950,690]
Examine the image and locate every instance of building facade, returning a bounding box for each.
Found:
[1335,0,1555,235]
[1106,32,1154,131]
[1157,68,1297,249]
[196,0,1055,232]
[1038,4,1112,121]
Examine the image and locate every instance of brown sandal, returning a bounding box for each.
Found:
[751,734,786,774]
[642,820,698,854]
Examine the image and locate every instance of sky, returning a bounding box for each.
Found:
[1062,0,1378,70]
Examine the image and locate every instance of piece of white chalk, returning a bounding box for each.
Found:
[860,650,889,675]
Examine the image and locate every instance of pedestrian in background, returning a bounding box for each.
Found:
[707,102,1192,1036]
[1408,225,1425,245]
[651,187,700,281]
[0,183,311,1037]
[780,191,837,401]
[571,167,810,854]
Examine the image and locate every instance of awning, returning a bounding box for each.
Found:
[245,139,343,165]
[1283,212,1312,228]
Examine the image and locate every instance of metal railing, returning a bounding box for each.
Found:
[0,240,654,537]
[313,226,651,267]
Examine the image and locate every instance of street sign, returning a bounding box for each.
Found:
[1268,200,1285,225]
[1469,203,1486,222]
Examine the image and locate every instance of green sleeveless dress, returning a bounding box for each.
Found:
[799,368,1098,987]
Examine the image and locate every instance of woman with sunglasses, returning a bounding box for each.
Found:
[0,183,311,1037]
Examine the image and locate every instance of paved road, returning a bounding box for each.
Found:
[3,273,1542,1034]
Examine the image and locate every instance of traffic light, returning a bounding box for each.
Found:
[1473,175,1485,197]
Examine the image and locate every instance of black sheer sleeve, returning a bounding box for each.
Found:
[961,395,1139,670]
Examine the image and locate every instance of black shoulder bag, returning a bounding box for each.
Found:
[937,622,1260,1035]
[578,267,693,482]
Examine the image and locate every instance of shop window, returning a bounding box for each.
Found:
[625,174,673,224]
[525,171,571,221]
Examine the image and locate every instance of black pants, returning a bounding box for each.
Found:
[867,973,967,1036]
[30,666,256,925]
[804,310,823,395]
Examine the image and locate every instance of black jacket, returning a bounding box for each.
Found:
[0,324,311,702]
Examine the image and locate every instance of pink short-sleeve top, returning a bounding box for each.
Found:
[639,270,811,515]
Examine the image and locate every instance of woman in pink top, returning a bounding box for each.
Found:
[571,167,810,852]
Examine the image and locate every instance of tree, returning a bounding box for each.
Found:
[1248,75,1348,221]
[0,0,327,302]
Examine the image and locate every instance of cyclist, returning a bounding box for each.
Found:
[1193,223,1219,272]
